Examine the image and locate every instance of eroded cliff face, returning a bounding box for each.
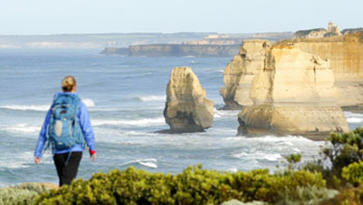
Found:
[250,46,337,104]
[164,67,214,132]
[288,33,363,81]
[238,46,349,138]
[221,33,363,110]
[220,40,271,109]
[282,33,363,108]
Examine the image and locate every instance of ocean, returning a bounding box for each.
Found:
[0,49,362,187]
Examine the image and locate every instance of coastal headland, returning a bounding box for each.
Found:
[219,23,363,138]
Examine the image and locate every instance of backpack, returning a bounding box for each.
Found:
[47,93,84,150]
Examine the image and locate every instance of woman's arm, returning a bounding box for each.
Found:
[78,102,96,159]
[34,108,52,162]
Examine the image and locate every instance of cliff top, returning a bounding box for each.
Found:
[295,28,326,36]
[275,32,363,45]
[242,39,272,43]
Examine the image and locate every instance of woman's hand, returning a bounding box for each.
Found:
[91,153,96,162]
[89,149,96,162]
[34,157,40,164]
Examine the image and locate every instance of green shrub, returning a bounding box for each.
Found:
[0,183,54,205]
[284,154,302,170]
[35,166,326,205]
[285,154,301,165]
[299,127,363,187]
[323,127,363,176]
[342,161,363,186]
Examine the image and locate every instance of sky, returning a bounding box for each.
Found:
[0,0,361,34]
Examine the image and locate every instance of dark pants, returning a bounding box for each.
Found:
[53,152,82,186]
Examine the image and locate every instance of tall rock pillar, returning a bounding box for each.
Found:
[164,67,214,132]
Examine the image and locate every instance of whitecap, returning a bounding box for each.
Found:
[120,158,158,169]
[228,167,238,173]
[0,105,49,112]
[347,117,363,123]
[2,123,40,134]
[344,111,363,117]
[292,148,301,152]
[213,109,239,119]
[224,135,313,143]
[0,99,95,112]
[214,112,222,118]
[136,95,165,102]
[82,98,95,107]
[232,151,283,162]
[139,161,158,169]
[123,130,158,136]
[246,135,314,143]
[92,117,165,127]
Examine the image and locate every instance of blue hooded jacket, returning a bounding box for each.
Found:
[34,92,96,158]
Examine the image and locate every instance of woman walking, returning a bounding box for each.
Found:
[34,76,96,186]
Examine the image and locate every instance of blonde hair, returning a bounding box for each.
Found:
[61,76,77,92]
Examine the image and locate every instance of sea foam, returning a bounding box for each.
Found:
[120,158,158,169]
[1,123,40,134]
[92,117,165,127]
[344,111,363,123]
[214,109,239,119]
[82,98,96,107]
[136,95,165,102]
[0,98,95,112]
[347,118,363,123]
[0,105,49,112]
[232,151,283,162]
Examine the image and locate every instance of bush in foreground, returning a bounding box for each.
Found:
[323,127,363,177]
[342,161,363,186]
[35,166,325,205]
[0,183,55,205]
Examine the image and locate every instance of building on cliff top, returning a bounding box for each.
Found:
[295,22,341,39]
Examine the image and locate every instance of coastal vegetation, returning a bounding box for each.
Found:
[34,166,326,205]
[0,183,55,205]
[0,128,360,205]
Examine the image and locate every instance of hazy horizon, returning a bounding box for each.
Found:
[0,0,361,35]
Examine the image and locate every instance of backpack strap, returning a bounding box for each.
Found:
[43,96,58,156]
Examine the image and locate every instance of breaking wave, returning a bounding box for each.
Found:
[0,105,49,112]
[0,98,95,112]
[82,98,95,107]
[92,117,165,127]
[214,109,239,118]
[344,111,363,123]
[232,151,283,162]
[347,118,363,123]
[135,95,165,102]
[0,123,40,134]
[120,158,158,169]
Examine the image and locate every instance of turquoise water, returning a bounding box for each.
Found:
[0,49,362,187]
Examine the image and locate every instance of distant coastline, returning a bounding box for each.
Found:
[98,32,293,57]
[100,44,241,57]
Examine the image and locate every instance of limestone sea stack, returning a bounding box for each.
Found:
[287,32,363,109]
[238,45,349,139]
[220,40,271,109]
[164,67,214,132]
[221,32,363,111]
